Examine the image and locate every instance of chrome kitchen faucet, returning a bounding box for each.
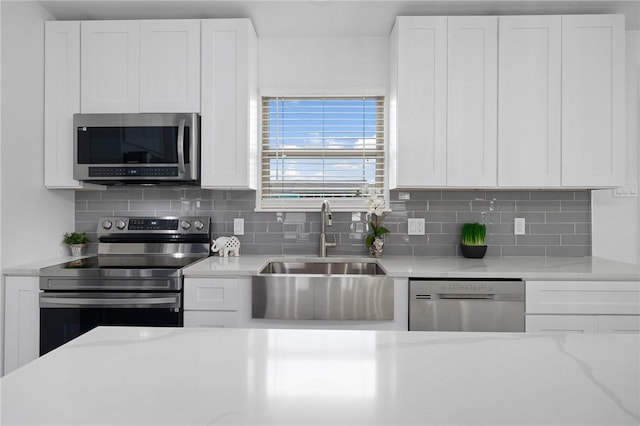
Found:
[319,200,336,257]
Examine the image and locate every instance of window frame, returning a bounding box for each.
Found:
[255,94,389,212]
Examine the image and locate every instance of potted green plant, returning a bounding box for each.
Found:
[63,232,90,256]
[363,188,390,258]
[460,223,487,259]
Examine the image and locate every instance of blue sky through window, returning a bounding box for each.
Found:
[263,97,383,199]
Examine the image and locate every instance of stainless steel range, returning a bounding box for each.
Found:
[39,216,211,355]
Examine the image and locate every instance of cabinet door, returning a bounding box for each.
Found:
[140,20,201,113]
[184,278,239,311]
[4,277,40,375]
[526,315,598,333]
[498,16,561,187]
[447,16,497,187]
[561,15,625,187]
[44,21,82,189]
[389,17,447,188]
[200,19,258,189]
[81,21,140,113]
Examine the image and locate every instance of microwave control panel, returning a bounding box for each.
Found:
[88,167,179,177]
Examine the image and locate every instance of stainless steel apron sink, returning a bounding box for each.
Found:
[252,260,394,321]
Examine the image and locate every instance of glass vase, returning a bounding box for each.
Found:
[369,237,384,258]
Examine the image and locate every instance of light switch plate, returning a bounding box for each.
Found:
[408,218,425,235]
[233,218,245,236]
[514,218,526,235]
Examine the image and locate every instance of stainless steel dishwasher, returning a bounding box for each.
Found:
[409,279,525,332]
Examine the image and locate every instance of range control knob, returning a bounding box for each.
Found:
[180,220,191,230]
[193,220,204,231]
[116,220,127,230]
[102,220,113,230]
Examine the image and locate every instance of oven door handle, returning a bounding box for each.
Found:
[40,294,180,308]
[177,118,186,174]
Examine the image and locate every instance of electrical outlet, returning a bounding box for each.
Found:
[613,184,638,198]
[233,218,245,236]
[408,218,425,235]
[514,218,526,235]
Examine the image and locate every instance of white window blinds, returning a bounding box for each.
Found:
[260,96,385,210]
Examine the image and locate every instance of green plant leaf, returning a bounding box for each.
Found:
[365,233,375,248]
[461,223,486,246]
[63,232,90,245]
[376,226,390,237]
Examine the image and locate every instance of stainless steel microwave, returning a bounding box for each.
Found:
[73,113,200,184]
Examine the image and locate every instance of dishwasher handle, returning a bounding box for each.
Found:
[414,293,495,300]
[413,293,524,302]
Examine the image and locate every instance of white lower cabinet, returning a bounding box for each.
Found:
[597,315,640,333]
[526,315,598,333]
[184,311,241,328]
[3,276,40,375]
[183,278,241,328]
[525,280,640,334]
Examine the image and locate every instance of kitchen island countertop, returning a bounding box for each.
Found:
[1,326,638,425]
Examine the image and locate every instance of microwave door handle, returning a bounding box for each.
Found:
[177,118,186,174]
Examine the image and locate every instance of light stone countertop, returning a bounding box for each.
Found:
[183,255,640,281]
[3,254,638,281]
[1,256,90,276]
[1,326,638,425]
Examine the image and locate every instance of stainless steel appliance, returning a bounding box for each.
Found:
[409,279,525,332]
[252,261,394,320]
[73,113,200,184]
[39,216,210,355]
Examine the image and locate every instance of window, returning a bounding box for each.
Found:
[259,96,386,211]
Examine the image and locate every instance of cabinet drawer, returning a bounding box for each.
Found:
[598,315,640,334]
[184,278,239,311]
[184,311,240,328]
[526,281,640,315]
[526,315,598,333]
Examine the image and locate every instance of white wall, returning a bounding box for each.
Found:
[0,0,4,378]
[258,36,388,95]
[592,31,640,265]
[1,1,75,268]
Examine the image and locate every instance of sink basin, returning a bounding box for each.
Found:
[260,261,385,275]
[253,260,393,321]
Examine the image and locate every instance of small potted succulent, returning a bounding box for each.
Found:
[63,232,90,256]
[460,223,487,259]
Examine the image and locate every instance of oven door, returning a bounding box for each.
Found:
[39,292,182,356]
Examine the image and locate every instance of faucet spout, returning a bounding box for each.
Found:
[319,200,336,257]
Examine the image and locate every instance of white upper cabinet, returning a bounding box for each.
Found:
[81,21,140,113]
[498,16,562,187]
[44,21,82,188]
[447,16,498,187]
[200,19,258,189]
[81,20,201,113]
[140,20,201,112]
[561,14,625,187]
[389,16,447,189]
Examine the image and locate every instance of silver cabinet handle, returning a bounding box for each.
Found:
[177,118,186,173]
